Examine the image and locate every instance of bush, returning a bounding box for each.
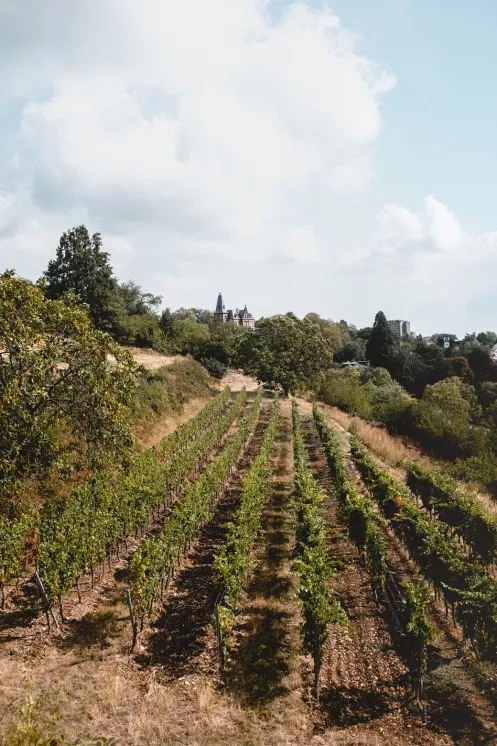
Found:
[114,312,167,352]
[132,358,214,439]
[415,377,485,459]
[319,368,372,418]
[202,358,228,379]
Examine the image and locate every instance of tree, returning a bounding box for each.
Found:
[366,312,396,368]
[334,341,366,363]
[476,331,497,347]
[44,225,119,331]
[116,280,162,316]
[239,315,332,395]
[199,322,249,366]
[304,313,343,353]
[467,347,492,381]
[159,308,175,339]
[172,317,210,356]
[0,272,137,504]
[191,308,214,325]
[416,377,484,458]
[445,356,474,384]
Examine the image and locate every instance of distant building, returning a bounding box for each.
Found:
[214,292,255,329]
[387,319,411,338]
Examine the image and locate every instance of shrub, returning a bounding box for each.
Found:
[319,368,372,418]
[132,359,214,438]
[202,358,228,379]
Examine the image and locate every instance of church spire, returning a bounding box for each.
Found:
[215,292,224,315]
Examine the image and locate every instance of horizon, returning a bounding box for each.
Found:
[1,1,496,338]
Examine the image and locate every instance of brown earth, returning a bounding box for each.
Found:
[3,390,494,746]
[311,404,497,745]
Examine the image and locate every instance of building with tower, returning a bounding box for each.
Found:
[214,292,255,329]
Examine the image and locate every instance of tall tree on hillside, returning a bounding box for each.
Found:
[0,271,137,506]
[239,315,332,395]
[366,311,396,368]
[44,225,119,331]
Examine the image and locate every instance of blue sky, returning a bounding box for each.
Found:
[0,0,496,335]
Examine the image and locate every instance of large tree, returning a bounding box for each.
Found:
[44,225,119,331]
[240,315,332,395]
[366,311,396,368]
[0,272,137,505]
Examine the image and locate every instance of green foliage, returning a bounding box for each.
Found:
[202,358,228,379]
[44,226,119,332]
[334,340,366,363]
[366,311,396,368]
[402,580,434,698]
[214,399,280,645]
[318,368,372,418]
[292,402,346,695]
[129,389,263,619]
[406,463,497,564]
[444,356,474,383]
[0,272,137,503]
[312,405,387,590]
[37,387,233,603]
[313,405,434,696]
[415,377,485,458]
[350,438,497,662]
[240,315,333,395]
[0,514,34,605]
[172,317,211,356]
[132,359,213,436]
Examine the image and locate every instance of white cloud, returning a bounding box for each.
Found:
[0,0,394,298]
[362,196,497,334]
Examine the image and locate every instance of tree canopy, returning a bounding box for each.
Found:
[44,225,119,331]
[0,271,137,505]
[239,315,332,395]
[366,311,396,368]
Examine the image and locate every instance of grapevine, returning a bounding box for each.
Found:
[37,387,239,609]
[129,389,264,634]
[350,436,497,661]
[312,404,433,697]
[406,463,497,565]
[213,398,280,659]
[292,401,347,699]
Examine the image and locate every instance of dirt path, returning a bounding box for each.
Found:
[219,369,259,392]
[140,404,272,680]
[299,408,453,745]
[225,400,305,720]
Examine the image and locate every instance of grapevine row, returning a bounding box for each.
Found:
[349,435,497,661]
[129,389,264,634]
[37,387,243,607]
[0,387,232,610]
[213,397,280,658]
[156,385,232,460]
[406,463,497,565]
[291,401,346,699]
[312,404,433,699]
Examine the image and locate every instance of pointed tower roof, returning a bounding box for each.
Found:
[215,292,224,314]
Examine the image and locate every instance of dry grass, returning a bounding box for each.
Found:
[321,404,497,521]
[134,397,209,450]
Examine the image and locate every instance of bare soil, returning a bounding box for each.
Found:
[312,406,497,745]
[3,392,495,746]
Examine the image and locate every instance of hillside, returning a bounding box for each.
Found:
[1,388,496,746]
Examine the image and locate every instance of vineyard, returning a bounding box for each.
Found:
[1,388,497,746]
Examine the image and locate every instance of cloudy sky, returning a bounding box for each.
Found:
[1,0,496,336]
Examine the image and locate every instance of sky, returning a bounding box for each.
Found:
[1,0,496,337]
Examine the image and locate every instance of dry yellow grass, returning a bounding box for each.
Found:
[321,404,497,521]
